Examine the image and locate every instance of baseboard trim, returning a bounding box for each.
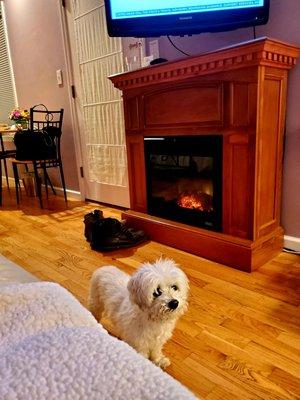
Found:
[3,176,24,187]
[3,176,82,201]
[284,235,300,252]
[52,186,82,200]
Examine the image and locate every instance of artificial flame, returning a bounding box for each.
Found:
[177,191,213,212]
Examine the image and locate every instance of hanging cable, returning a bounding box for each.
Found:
[167,35,191,57]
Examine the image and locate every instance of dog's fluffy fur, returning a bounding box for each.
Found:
[88,258,189,368]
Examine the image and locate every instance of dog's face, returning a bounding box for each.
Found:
[127,258,189,320]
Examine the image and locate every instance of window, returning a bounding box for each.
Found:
[0,5,16,124]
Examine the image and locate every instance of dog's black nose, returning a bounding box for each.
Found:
[168,299,179,310]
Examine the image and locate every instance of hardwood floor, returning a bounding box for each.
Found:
[0,189,299,399]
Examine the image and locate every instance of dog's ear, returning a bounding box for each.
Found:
[127,272,147,310]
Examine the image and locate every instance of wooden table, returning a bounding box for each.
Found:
[0,127,18,146]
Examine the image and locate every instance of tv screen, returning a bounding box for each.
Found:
[104,0,270,37]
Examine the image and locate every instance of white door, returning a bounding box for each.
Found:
[64,0,129,207]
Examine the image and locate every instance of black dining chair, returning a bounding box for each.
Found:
[11,105,67,209]
[0,133,16,206]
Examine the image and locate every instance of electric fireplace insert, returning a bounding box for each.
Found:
[144,135,222,231]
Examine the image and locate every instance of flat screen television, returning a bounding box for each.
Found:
[104,0,270,37]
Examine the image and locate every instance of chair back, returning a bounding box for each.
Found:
[29,105,64,161]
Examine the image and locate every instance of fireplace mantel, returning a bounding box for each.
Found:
[110,38,300,272]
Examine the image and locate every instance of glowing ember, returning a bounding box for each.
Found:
[177,191,213,212]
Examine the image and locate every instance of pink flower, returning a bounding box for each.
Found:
[9,107,30,121]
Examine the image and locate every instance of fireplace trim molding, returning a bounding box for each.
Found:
[110,37,300,272]
[110,37,299,90]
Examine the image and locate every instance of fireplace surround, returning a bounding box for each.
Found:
[110,38,300,271]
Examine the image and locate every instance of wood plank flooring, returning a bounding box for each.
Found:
[0,190,299,399]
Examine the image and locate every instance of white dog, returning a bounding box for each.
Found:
[88,258,189,368]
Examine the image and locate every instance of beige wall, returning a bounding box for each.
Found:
[3,0,79,191]
[155,0,300,237]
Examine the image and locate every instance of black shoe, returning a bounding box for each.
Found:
[84,209,104,242]
[92,218,147,251]
[83,210,147,251]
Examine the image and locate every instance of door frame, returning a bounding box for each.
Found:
[58,0,86,199]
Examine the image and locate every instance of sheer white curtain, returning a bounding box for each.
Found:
[71,0,129,202]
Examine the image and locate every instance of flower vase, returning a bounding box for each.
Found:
[21,121,28,129]
[15,120,28,130]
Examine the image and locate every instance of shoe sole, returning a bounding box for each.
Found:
[91,236,148,252]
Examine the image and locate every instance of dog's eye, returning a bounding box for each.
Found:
[153,287,162,298]
[171,285,178,291]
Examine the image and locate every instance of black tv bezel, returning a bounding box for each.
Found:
[104,0,270,37]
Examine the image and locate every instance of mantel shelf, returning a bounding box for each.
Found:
[110,37,300,90]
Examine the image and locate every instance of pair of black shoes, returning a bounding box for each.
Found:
[84,210,147,251]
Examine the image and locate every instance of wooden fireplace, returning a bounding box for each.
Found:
[109,38,300,272]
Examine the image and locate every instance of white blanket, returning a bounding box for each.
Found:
[0,282,195,400]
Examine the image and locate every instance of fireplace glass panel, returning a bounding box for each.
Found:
[144,136,222,231]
